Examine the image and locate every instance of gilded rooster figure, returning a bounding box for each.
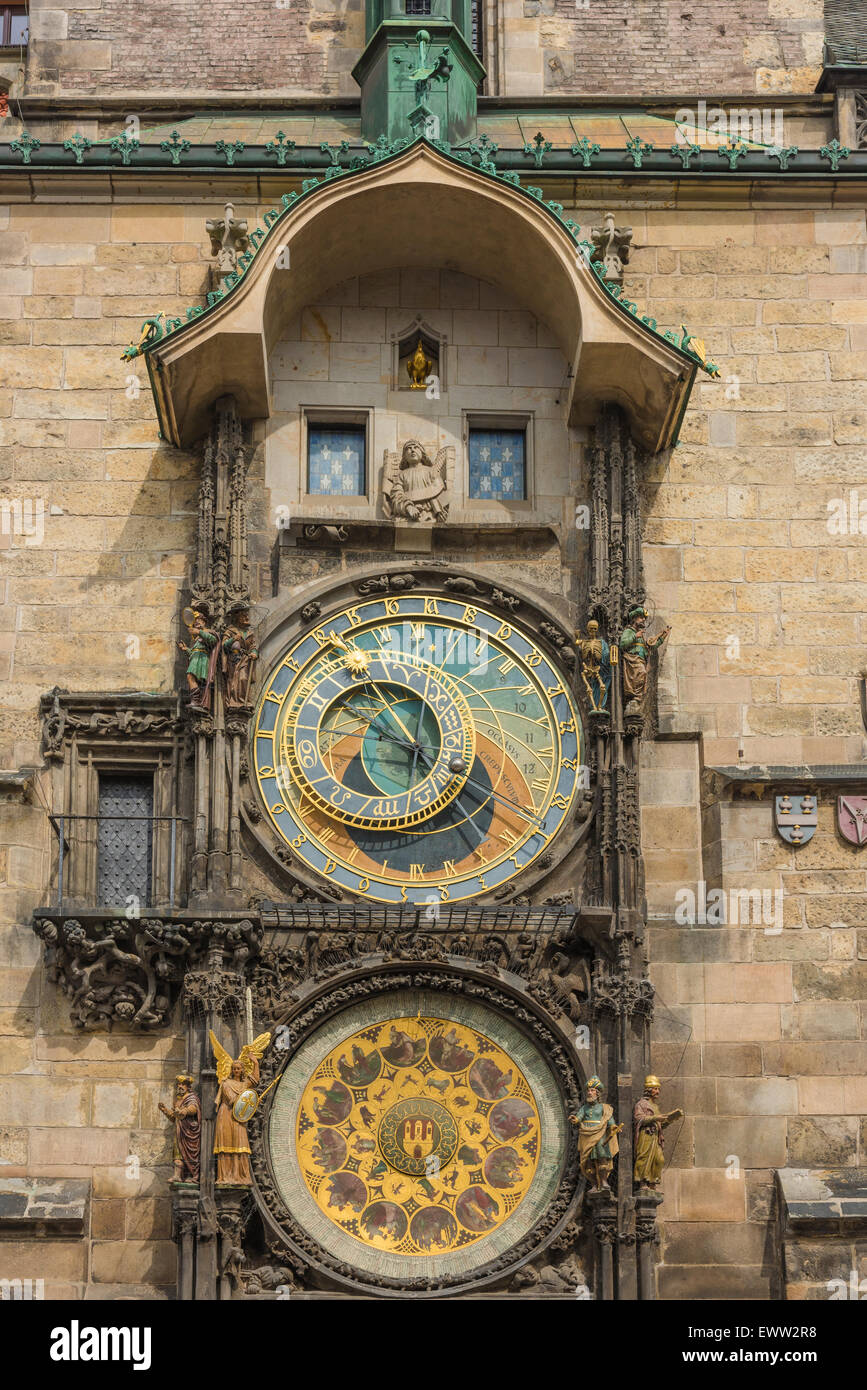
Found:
[407,337,433,389]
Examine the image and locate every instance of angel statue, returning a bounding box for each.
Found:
[209,1029,271,1185]
[382,438,451,524]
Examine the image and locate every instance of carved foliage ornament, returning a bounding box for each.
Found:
[33,915,262,1031]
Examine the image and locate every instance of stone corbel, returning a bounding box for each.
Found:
[590,212,633,285]
[32,912,263,1031]
[206,202,250,286]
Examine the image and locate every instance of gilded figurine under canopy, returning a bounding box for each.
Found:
[222,605,259,709]
[633,1074,683,1190]
[406,337,433,389]
[158,1074,201,1184]
[179,605,219,709]
[209,1030,271,1185]
[619,605,670,714]
[575,618,611,712]
[382,438,452,523]
[570,1075,622,1191]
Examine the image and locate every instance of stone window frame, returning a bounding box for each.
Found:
[300,406,373,509]
[461,410,535,511]
[42,696,182,913]
[0,3,28,48]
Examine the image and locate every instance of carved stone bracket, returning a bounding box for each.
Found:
[590,212,632,284]
[32,913,263,1031]
[40,688,180,761]
[589,957,654,1021]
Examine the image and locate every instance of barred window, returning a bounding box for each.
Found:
[97,774,154,908]
[405,0,432,13]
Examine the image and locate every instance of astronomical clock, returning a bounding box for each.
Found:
[251,585,584,904]
[237,568,592,1296]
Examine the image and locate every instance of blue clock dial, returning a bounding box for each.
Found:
[252,593,583,904]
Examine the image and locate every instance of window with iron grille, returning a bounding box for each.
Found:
[405,0,432,14]
[97,774,154,907]
[0,5,28,45]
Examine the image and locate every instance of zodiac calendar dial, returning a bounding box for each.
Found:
[295,1016,540,1257]
[252,591,583,904]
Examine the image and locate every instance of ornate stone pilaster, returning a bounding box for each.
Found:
[635,1190,664,1300]
[187,395,253,901]
[583,402,662,1301]
[171,1187,200,1302]
[586,1188,618,1301]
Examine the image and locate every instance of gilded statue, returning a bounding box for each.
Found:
[575,618,611,712]
[158,1074,202,1184]
[569,1075,622,1191]
[619,605,670,714]
[633,1074,683,1190]
[222,606,259,709]
[382,438,451,524]
[209,1030,271,1185]
[406,337,433,389]
[179,606,219,710]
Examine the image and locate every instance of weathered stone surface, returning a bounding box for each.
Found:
[91,1239,176,1285]
[787,1118,858,1166]
[657,1265,772,1299]
[694,1116,787,1169]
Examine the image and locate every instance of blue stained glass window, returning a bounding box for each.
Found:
[468,428,526,501]
[308,425,366,496]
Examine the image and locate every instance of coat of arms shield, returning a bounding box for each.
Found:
[837,796,867,847]
[774,793,817,846]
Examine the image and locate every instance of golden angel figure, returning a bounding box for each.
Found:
[209,1030,271,1185]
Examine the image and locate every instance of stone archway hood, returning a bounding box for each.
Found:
[142,139,703,453]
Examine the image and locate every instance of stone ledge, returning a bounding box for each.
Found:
[777,1166,867,1236]
[0,1177,89,1236]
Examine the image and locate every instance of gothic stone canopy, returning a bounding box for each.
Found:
[141,139,698,453]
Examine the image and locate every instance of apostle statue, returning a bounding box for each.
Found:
[221,606,259,709]
[633,1074,683,1190]
[382,439,450,524]
[209,1030,271,1185]
[158,1074,202,1184]
[619,605,670,714]
[575,618,611,712]
[570,1075,622,1191]
[179,606,219,710]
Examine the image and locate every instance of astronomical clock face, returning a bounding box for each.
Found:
[252,591,583,902]
[268,992,568,1285]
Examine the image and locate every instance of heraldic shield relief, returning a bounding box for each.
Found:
[774,794,818,846]
[837,796,867,847]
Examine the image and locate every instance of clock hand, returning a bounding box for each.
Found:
[359,678,418,746]
[408,742,545,834]
[410,698,426,786]
[340,700,484,850]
